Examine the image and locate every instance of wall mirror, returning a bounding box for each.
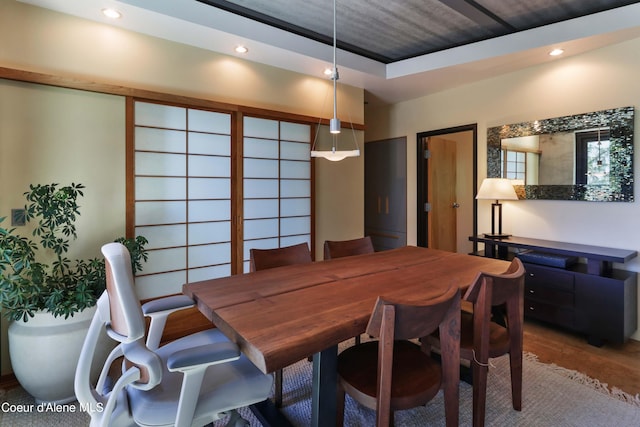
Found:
[487,106,634,201]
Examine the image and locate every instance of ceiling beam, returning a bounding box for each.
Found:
[438,0,516,31]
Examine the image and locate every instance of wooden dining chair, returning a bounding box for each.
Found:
[250,241,312,272]
[430,257,525,427]
[336,285,461,427]
[249,241,312,408]
[323,236,374,260]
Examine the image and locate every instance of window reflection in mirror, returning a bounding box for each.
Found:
[575,129,610,186]
[501,135,539,184]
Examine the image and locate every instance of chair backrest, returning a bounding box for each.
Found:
[364,285,461,427]
[463,257,525,359]
[365,285,460,341]
[250,242,312,272]
[323,236,374,260]
[463,257,525,308]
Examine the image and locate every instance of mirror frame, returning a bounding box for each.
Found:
[487,106,635,202]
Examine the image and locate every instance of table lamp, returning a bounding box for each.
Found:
[476,178,518,238]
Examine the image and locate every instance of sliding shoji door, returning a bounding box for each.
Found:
[130,101,314,299]
[242,117,312,272]
[132,101,232,299]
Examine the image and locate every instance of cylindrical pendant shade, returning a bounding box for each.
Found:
[330,118,341,134]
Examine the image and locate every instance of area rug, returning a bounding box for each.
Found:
[1,352,638,426]
[232,352,640,427]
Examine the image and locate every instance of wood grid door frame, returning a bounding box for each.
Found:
[416,124,478,253]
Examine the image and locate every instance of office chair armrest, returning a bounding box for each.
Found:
[142,295,196,350]
[99,367,141,427]
[167,342,241,372]
[166,342,242,427]
[142,294,195,315]
[96,344,124,394]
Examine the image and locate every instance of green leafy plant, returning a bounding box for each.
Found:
[0,183,148,322]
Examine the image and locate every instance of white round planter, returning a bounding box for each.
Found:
[8,305,112,404]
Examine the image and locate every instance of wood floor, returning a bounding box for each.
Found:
[523,319,640,396]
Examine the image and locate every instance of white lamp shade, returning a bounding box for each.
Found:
[310,149,360,161]
[476,178,518,201]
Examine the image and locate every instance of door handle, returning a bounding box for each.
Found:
[452,202,460,208]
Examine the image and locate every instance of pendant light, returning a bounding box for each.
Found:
[310,0,360,161]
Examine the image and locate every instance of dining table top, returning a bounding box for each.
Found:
[182,245,511,375]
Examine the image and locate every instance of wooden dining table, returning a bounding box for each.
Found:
[183,246,510,426]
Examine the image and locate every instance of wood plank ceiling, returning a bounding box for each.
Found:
[197,0,640,63]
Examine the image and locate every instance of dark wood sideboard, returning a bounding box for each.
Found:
[470,235,638,346]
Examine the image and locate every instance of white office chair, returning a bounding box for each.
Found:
[75,242,273,427]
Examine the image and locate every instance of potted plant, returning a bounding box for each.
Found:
[0,183,148,404]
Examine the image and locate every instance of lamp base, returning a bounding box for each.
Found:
[483,233,511,239]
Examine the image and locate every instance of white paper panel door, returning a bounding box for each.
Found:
[133,101,232,299]
[242,117,311,272]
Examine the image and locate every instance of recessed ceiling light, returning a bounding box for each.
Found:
[549,48,564,57]
[101,8,122,19]
[323,68,333,76]
[235,46,248,54]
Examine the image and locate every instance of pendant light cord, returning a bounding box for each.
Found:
[332,0,338,123]
[330,0,339,150]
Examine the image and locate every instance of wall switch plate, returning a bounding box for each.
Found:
[11,209,26,226]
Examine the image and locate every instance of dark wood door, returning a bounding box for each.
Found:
[365,137,407,251]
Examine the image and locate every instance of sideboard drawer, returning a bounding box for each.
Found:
[525,299,575,329]
[525,283,574,307]
[524,263,574,292]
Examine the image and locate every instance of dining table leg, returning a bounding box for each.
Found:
[311,345,338,427]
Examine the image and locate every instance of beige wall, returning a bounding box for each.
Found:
[365,36,640,340]
[0,0,364,122]
[0,1,364,375]
[314,128,365,252]
[0,80,126,375]
[0,81,126,258]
